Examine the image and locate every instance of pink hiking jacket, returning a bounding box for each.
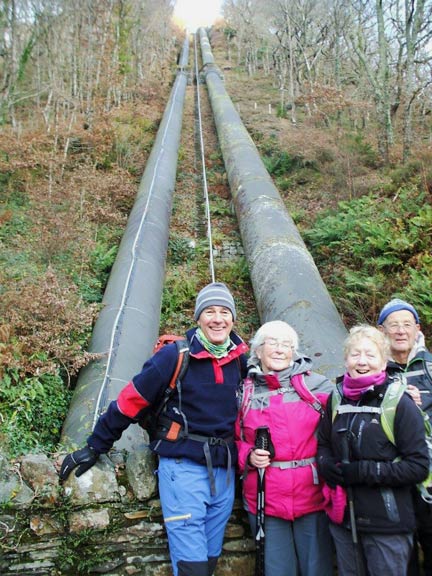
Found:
[235,359,332,521]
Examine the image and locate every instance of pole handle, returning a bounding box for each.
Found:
[255,426,275,458]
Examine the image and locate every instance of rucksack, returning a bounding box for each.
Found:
[331,377,432,504]
[139,335,190,441]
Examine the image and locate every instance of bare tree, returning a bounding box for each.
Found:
[266,0,334,122]
[222,0,432,159]
[393,0,432,160]
[222,0,268,75]
[337,0,398,162]
[0,0,178,129]
[1,0,40,126]
[343,0,432,162]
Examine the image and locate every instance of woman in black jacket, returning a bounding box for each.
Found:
[317,325,429,576]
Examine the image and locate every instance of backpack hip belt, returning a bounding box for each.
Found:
[270,456,319,483]
[155,416,234,496]
[270,456,316,468]
[188,432,234,493]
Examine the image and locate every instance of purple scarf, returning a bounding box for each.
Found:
[342,371,387,401]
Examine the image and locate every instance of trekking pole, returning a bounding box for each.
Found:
[254,426,274,576]
[338,428,366,576]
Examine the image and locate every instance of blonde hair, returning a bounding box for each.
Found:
[344,324,390,362]
[248,320,299,366]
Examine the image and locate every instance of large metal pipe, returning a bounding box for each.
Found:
[61,37,190,451]
[198,28,347,378]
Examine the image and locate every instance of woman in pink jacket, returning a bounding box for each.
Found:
[235,320,334,576]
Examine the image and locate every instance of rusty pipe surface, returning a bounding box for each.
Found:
[198,28,346,378]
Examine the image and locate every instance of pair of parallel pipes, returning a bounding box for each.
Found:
[62,30,346,451]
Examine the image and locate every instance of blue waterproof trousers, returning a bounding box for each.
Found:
[158,457,235,576]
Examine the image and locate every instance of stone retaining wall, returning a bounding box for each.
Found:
[0,449,254,575]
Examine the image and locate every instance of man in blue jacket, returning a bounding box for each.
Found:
[378,298,432,576]
[60,282,248,576]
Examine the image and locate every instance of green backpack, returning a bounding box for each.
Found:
[332,377,432,504]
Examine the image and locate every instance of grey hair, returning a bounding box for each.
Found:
[248,320,299,366]
[344,324,390,361]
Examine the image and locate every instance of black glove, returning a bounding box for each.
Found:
[341,462,361,486]
[60,445,99,481]
[318,456,344,488]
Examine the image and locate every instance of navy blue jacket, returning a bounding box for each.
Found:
[88,327,248,468]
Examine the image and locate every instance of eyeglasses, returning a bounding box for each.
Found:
[384,322,417,334]
[262,338,293,351]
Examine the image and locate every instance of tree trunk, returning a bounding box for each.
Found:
[375,0,393,163]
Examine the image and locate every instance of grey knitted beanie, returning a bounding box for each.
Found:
[194,282,236,321]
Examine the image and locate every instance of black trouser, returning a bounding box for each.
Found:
[178,557,218,576]
[408,489,432,576]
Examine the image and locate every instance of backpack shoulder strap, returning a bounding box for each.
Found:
[380,376,432,502]
[290,373,325,416]
[237,377,255,441]
[168,339,190,390]
[331,382,343,422]
[238,377,254,416]
[380,377,407,446]
[330,377,406,441]
[154,339,189,418]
